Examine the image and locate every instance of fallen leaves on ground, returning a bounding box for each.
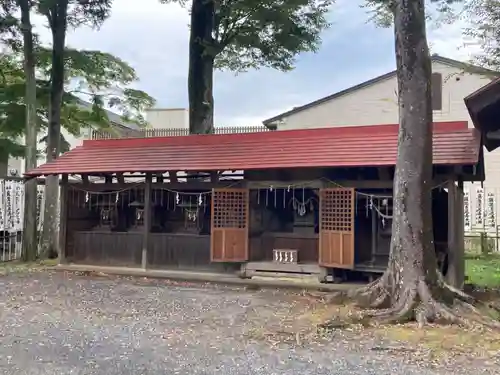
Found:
[243,291,500,364]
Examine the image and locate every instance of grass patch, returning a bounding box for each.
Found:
[298,301,500,359]
[0,258,58,274]
[380,324,500,359]
[465,253,500,288]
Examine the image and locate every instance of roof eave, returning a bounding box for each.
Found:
[464,79,500,151]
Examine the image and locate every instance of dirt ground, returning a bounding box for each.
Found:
[0,270,498,374]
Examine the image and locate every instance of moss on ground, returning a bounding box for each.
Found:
[465,253,500,288]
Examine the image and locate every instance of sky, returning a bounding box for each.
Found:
[33,0,476,127]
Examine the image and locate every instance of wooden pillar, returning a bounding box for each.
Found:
[58,174,69,264]
[456,180,465,287]
[142,174,152,269]
[446,180,465,288]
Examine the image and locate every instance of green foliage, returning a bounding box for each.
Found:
[363,0,464,28]
[36,47,155,126]
[466,253,500,288]
[366,0,500,71]
[0,48,156,158]
[164,0,333,72]
[461,0,500,70]
[0,0,21,50]
[37,0,113,28]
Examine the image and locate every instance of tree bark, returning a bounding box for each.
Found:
[341,0,500,327]
[18,0,38,262]
[0,155,8,177]
[370,0,439,320]
[40,0,68,259]
[188,0,215,134]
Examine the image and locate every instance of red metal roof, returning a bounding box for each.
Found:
[26,121,480,176]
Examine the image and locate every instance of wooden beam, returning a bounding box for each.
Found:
[58,174,69,264]
[156,173,164,183]
[377,167,392,181]
[210,171,219,183]
[116,173,125,184]
[446,180,465,288]
[81,174,89,184]
[246,180,324,189]
[323,180,394,189]
[104,174,113,184]
[169,171,178,183]
[142,174,152,269]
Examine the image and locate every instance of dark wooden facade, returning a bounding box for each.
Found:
[57,165,468,286]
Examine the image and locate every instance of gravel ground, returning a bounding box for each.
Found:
[0,271,497,375]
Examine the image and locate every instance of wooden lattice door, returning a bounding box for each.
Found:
[211,188,249,262]
[319,188,355,268]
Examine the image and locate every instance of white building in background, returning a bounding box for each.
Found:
[7,106,189,177]
[262,54,499,235]
[145,108,189,130]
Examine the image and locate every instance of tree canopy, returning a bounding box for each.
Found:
[0,47,155,159]
[162,0,333,133]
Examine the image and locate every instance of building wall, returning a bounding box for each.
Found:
[9,128,92,176]
[274,61,500,193]
[276,61,490,129]
[145,108,189,129]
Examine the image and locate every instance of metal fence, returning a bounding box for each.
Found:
[0,177,44,262]
[91,126,272,140]
[465,230,500,255]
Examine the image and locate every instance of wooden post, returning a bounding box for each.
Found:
[58,174,69,264]
[455,180,465,287]
[446,180,465,288]
[142,174,152,269]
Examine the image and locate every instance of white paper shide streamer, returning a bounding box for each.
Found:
[475,187,484,227]
[463,188,471,231]
[486,191,496,229]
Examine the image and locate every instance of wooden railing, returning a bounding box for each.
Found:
[91,126,272,140]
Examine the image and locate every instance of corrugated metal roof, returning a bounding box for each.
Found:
[26,121,480,176]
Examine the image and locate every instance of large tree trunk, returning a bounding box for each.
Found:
[0,155,8,177]
[18,0,38,262]
[367,0,439,320]
[188,0,215,134]
[40,0,68,259]
[346,0,500,327]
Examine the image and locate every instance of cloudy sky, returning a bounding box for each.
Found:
[34,0,474,126]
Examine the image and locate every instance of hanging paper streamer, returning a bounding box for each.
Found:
[0,180,25,233]
[463,188,471,231]
[475,186,484,227]
[486,191,496,229]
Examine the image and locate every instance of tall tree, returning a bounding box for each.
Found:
[0,46,154,260]
[0,1,23,176]
[163,0,332,134]
[37,0,112,258]
[0,53,25,176]
[38,0,70,259]
[0,49,154,153]
[345,0,500,326]
[17,0,39,262]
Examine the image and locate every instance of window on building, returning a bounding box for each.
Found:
[431,72,443,111]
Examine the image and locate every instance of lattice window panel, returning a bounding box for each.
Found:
[212,189,248,229]
[320,188,354,232]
